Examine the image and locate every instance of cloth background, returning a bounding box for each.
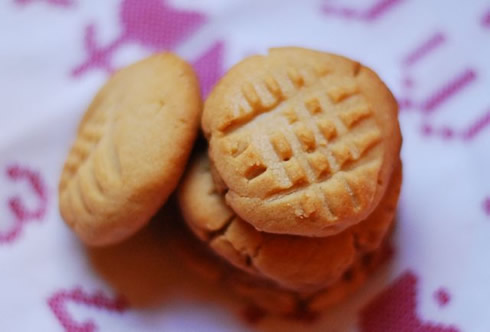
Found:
[1,0,490,331]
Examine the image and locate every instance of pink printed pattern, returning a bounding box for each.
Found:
[72,0,206,77]
[420,69,476,113]
[322,0,404,22]
[48,288,128,332]
[360,272,459,331]
[402,33,446,67]
[0,165,48,245]
[15,0,73,7]
[434,288,451,307]
[421,108,490,141]
[482,10,490,28]
[398,32,477,113]
[397,31,490,142]
[399,32,446,110]
[483,197,490,216]
[400,68,477,113]
[192,41,224,98]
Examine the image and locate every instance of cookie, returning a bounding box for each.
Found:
[231,243,390,315]
[202,47,401,237]
[59,53,201,246]
[178,152,401,292]
[175,212,391,316]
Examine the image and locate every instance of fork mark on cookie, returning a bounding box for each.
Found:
[219,66,330,134]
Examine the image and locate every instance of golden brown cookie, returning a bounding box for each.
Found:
[175,212,391,316]
[203,47,401,237]
[230,243,390,315]
[59,53,201,246]
[178,152,401,293]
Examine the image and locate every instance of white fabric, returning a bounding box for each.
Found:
[1,0,489,331]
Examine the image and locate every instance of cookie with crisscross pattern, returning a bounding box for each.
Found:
[203,47,401,236]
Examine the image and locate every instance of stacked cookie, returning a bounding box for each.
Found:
[59,47,402,314]
[179,48,402,313]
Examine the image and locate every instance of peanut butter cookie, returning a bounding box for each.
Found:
[178,152,401,292]
[59,53,201,246]
[203,47,401,237]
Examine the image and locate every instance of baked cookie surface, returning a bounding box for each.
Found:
[59,53,201,246]
[178,152,401,293]
[175,207,392,315]
[203,47,401,236]
[230,242,391,315]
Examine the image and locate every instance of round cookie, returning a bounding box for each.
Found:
[175,213,391,316]
[178,152,401,293]
[59,53,201,246]
[203,47,401,237]
[230,243,390,315]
